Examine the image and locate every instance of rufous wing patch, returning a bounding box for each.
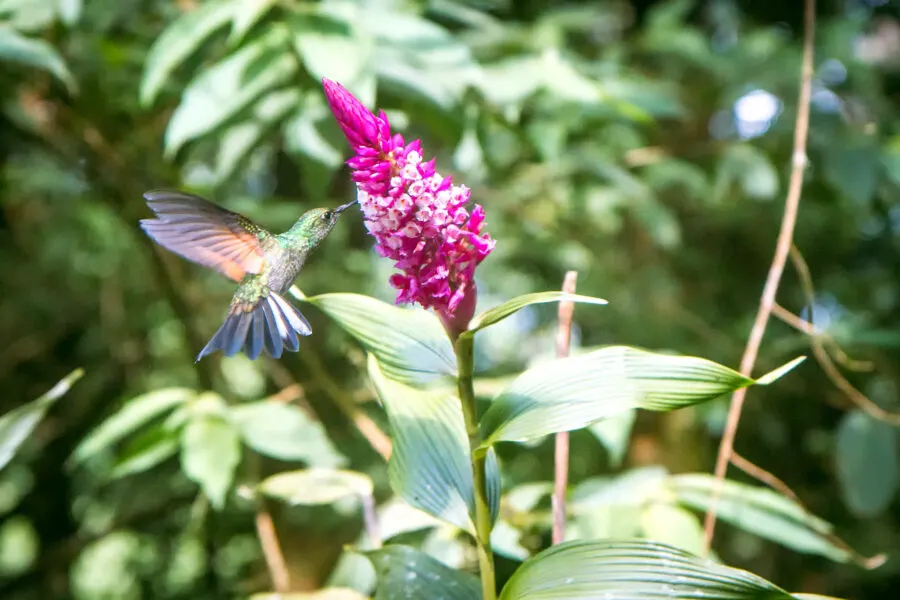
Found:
[140,190,266,281]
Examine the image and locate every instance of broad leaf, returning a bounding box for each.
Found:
[214,88,300,183]
[251,590,368,600]
[369,357,499,535]
[164,27,296,157]
[139,0,235,105]
[479,346,805,447]
[230,401,345,467]
[70,387,195,467]
[180,416,241,510]
[229,0,277,45]
[587,409,636,468]
[0,369,82,471]
[258,468,373,506]
[640,503,705,556]
[292,10,371,86]
[668,474,880,566]
[301,292,456,386]
[499,539,810,599]
[0,24,75,92]
[365,545,480,600]
[835,410,899,519]
[465,291,607,334]
[108,425,179,480]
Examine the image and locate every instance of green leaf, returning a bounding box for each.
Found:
[301,292,456,387]
[164,27,296,158]
[714,145,779,202]
[69,388,195,467]
[291,10,371,86]
[214,87,300,183]
[251,590,369,600]
[668,474,879,566]
[0,25,76,93]
[368,357,499,535]
[229,0,276,45]
[835,410,899,518]
[499,539,799,599]
[108,426,179,480]
[466,291,607,334]
[365,545,480,600]
[0,369,82,471]
[258,468,373,506]
[479,346,805,447]
[587,409,635,467]
[180,416,241,510]
[230,401,345,467]
[640,503,706,556]
[139,0,235,105]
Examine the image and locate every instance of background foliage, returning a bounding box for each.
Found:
[2,0,900,598]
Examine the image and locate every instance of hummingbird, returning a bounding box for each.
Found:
[140,190,355,362]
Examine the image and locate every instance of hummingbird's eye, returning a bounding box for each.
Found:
[321,211,332,221]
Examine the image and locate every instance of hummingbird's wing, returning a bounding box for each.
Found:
[140,190,267,282]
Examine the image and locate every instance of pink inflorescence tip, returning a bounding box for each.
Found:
[322,79,495,320]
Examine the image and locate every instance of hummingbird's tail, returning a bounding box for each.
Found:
[196,291,312,362]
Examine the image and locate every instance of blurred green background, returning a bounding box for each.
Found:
[2,0,900,598]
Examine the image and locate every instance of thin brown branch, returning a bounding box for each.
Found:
[703,0,817,552]
[730,451,887,570]
[788,246,872,372]
[254,507,291,592]
[299,348,393,461]
[730,452,801,505]
[773,304,900,425]
[552,271,578,545]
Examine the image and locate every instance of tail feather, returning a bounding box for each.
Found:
[196,291,312,361]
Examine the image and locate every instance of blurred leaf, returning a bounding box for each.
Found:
[258,468,372,506]
[479,57,545,105]
[640,503,705,556]
[588,409,636,467]
[479,347,805,447]
[0,24,76,93]
[835,410,899,518]
[0,369,82,471]
[164,27,296,158]
[301,292,456,387]
[466,291,607,334]
[57,0,82,26]
[214,88,300,183]
[109,425,179,479]
[669,474,877,565]
[714,144,779,202]
[230,401,345,466]
[229,0,276,45]
[368,357,499,534]
[251,590,369,600]
[292,10,371,86]
[499,539,803,599]
[824,142,880,205]
[365,545,480,600]
[140,0,235,105]
[180,416,241,510]
[70,388,194,467]
[359,6,476,109]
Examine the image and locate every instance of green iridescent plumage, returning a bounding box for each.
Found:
[140,190,355,361]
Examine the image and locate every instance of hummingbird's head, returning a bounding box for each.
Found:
[296,200,357,243]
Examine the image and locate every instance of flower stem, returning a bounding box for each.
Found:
[455,333,497,600]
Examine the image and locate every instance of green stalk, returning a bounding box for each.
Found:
[455,333,497,600]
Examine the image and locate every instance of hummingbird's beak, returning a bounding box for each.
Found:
[334,200,357,215]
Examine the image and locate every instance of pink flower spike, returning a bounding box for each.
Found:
[322,79,495,328]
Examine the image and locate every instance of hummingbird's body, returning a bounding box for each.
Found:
[140,190,354,361]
